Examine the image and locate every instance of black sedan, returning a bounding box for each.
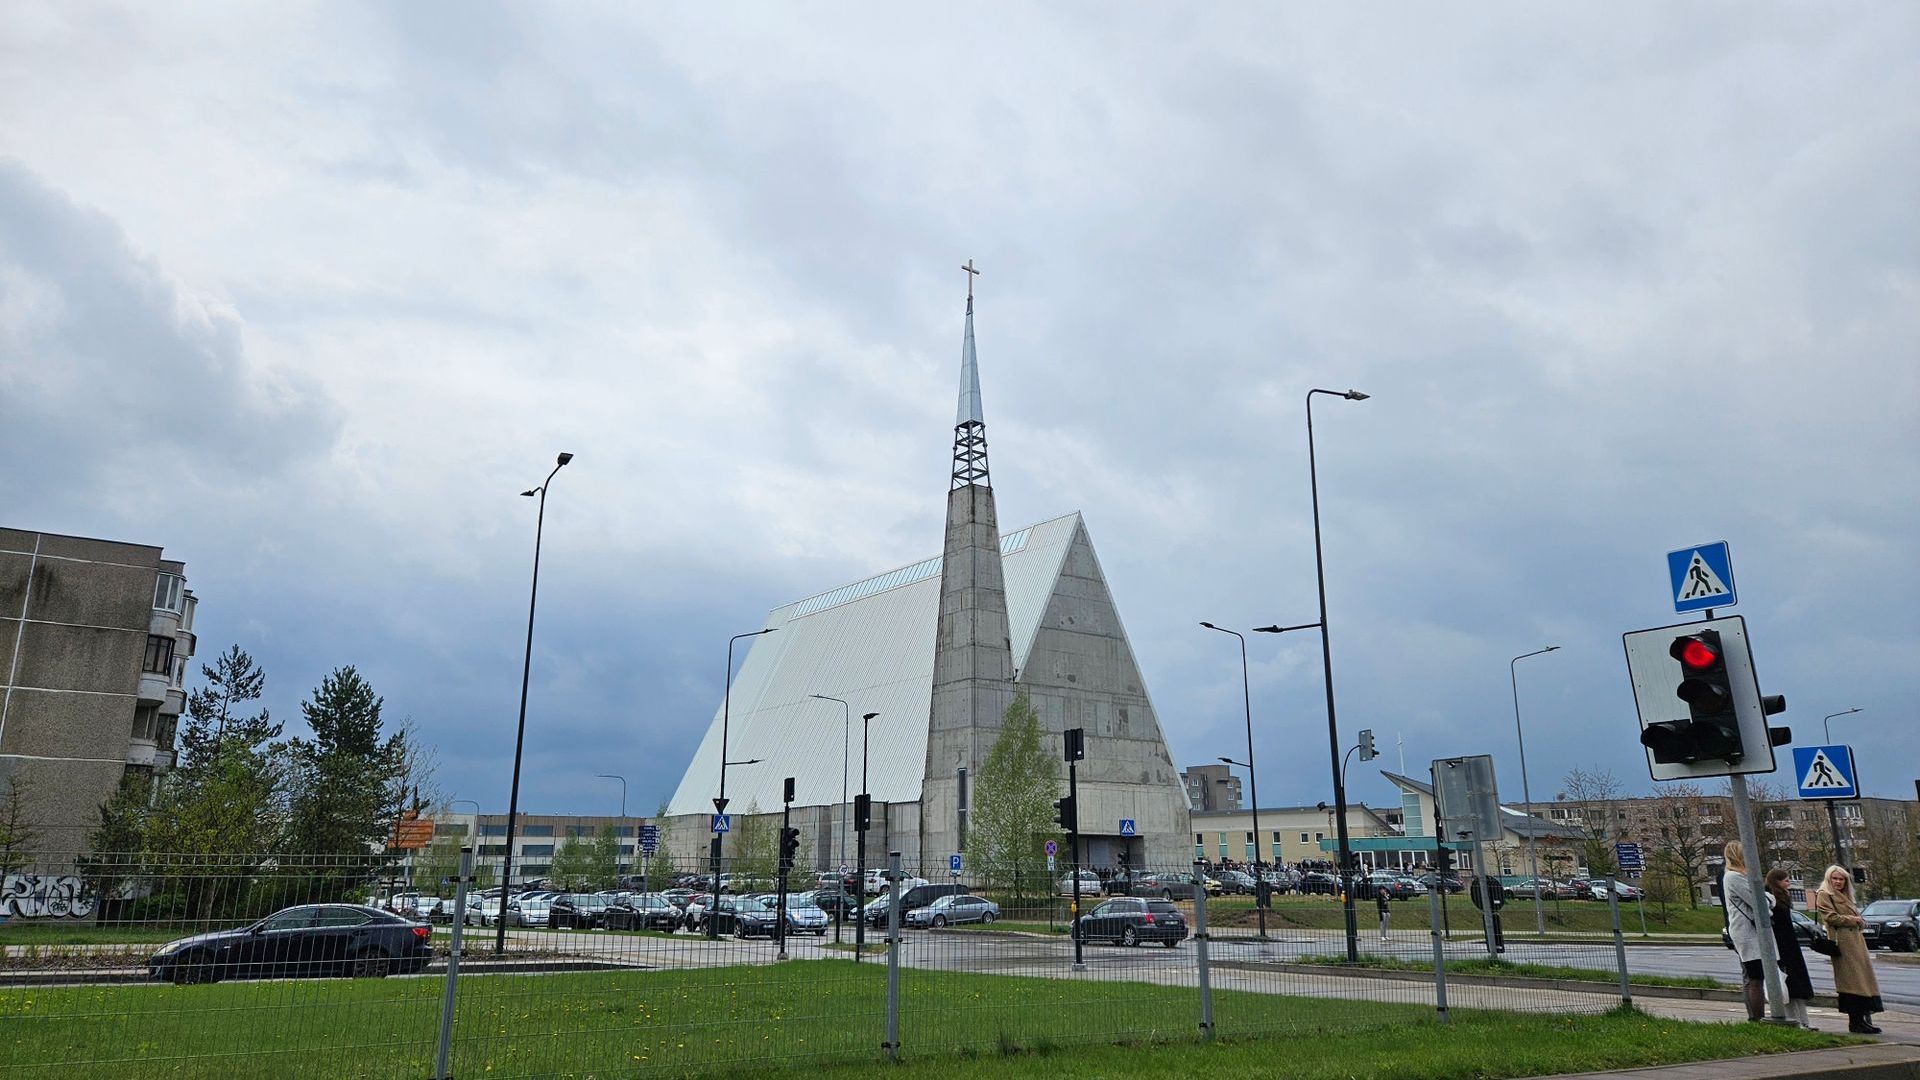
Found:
[549,894,618,929]
[701,897,781,938]
[1299,872,1341,895]
[148,904,431,985]
[1075,897,1186,947]
[604,893,682,932]
[1862,900,1920,951]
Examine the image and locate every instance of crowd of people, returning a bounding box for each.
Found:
[1721,839,1882,1034]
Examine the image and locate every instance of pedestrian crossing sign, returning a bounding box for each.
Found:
[1668,541,1736,613]
[1792,745,1859,800]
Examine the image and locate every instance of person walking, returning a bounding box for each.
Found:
[1765,868,1815,1029]
[1815,864,1883,1034]
[1376,885,1391,945]
[1720,840,1770,1022]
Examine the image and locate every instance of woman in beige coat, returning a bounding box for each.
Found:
[1815,864,1883,1034]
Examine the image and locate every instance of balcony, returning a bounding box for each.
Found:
[125,739,176,768]
[137,672,169,704]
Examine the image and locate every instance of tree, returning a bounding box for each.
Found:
[280,667,410,857]
[731,804,777,891]
[964,693,1061,900]
[178,646,279,769]
[638,801,678,886]
[1560,767,1624,875]
[1645,782,1717,916]
[0,773,41,875]
[550,828,621,891]
[1861,804,1920,899]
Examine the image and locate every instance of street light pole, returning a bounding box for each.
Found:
[856,711,879,961]
[810,693,853,944]
[1201,621,1267,940]
[709,628,777,939]
[1823,709,1864,866]
[1509,645,1560,937]
[496,451,572,955]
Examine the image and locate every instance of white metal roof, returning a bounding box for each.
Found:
[666,511,1084,816]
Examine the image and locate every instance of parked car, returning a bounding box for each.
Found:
[1214,870,1257,896]
[807,884,863,917]
[782,898,832,935]
[1862,900,1920,952]
[1416,873,1464,894]
[904,894,1001,929]
[504,898,552,927]
[464,896,505,927]
[1551,879,1586,901]
[550,893,618,929]
[1127,872,1200,900]
[864,882,964,927]
[148,904,431,985]
[703,896,780,938]
[604,893,682,932]
[1787,909,1834,949]
[1074,897,1186,948]
[1585,880,1644,902]
[1257,868,1298,894]
[1359,872,1419,900]
[1299,872,1340,896]
[1057,871,1103,896]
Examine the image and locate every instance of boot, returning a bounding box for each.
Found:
[1744,980,1765,1022]
[1848,1013,1882,1035]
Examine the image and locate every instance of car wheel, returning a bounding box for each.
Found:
[1162,890,1173,901]
[932,915,947,928]
[1122,927,1140,948]
[350,948,392,979]
[982,912,995,924]
[1161,939,1178,949]
[171,952,215,985]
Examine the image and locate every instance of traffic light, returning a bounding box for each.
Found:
[1357,729,1377,762]
[778,827,801,873]
[1063,727,1085,762]
[1435,846,1455,875]
[1640,629,1743,765]
[853,794,871,832]
[1053,794,1077,832]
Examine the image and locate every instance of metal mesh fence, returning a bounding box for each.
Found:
[0,850,1650,1077]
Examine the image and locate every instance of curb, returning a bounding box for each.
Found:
[1219,961,1841,1010]
[0,957,637,987]
[1549,1043,1920,1078]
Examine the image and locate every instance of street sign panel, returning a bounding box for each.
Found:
[949,854,963,875]
[1044,839,1058,856]
[1432,756,1502,842]
[1793,745,1860,800]
[1614,842,1644,872]
[1623,614,1777,780]
[638,824,660,855]
[1047,854,1056,871]
[710,814,731,834]
[1118,819,1137,837]
[1668,541,1736,613]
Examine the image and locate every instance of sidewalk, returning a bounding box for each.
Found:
[1556,1042,1920,1078]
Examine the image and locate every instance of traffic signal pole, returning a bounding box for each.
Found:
[1069,756,1083,969]
[1729,775,1789,1022]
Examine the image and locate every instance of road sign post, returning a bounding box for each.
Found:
[1668,541,1736,613]
[1614,842,1643,873]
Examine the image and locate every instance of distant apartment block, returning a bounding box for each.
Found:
[1,529,196,852]
[1180,763,1241,812]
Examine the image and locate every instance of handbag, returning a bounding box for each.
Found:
[1810,932,1840,957]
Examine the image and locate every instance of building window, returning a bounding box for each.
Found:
[522,825,554,837]
[434,823,469,837]
[143,635,175,674]
[1194,833,1204,845]
[479,844,507,856]
[521,844,554,857]
[1217,832,1228,858]
[152,574,184,614]
[131,705,160,740]
[1315,832,1325,842]
[480,824,508,837]
[1299,832,1309,844]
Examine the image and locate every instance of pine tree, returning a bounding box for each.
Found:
[0,774,41,875]
[179,646,279,769]
[279,667,409,900]
[965,693,1062,900]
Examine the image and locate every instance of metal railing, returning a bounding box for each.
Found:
[0,851,1638,1077]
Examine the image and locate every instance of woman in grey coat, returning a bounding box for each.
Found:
[1721,840,1769,1022]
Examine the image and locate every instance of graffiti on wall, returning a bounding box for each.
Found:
[0,874,95,918]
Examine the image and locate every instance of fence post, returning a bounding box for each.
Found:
[1192,859,1214,1041]
[1606,874,1632,1007]
[884,851,902,1061]
[1427,875,1450,1024]
[435,846,473,1080]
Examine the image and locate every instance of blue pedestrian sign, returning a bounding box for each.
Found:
[1614,842,1644,872]
[1793,745,1859,800]
[1668,541,1736,613]
[710,814,731,834]
[1118,819,1137,837]
[949,854,963,875]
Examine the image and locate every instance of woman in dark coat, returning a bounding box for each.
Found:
[1765,868,1815,1028]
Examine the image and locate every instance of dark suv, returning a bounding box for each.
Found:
[864,882,967,927]
[1861,900,1920,952]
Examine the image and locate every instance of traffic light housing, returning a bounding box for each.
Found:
[853,794,871,832]
[1053,794,1077,832]
[1357,729,1377,762]
[778,827,800,873]
[1063,727,1085,762]
[1640,629,1743,765]
[1435,846,1455,875]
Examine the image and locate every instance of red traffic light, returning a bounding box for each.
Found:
[1676,639,1718,669]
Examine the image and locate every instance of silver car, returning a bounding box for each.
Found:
[904,893,1000,928]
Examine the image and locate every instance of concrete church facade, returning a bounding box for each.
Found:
[664,276,1191,873]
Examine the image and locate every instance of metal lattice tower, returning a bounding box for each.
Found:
[951,260,991,490]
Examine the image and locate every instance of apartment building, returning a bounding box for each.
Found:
[1179,763,1242,812]
[430,812,645,879]
[1,529,197,854]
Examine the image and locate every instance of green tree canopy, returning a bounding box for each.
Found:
[281,666,409,858]
[964,693,1061,900]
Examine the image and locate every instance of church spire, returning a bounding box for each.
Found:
[951,259,991,490]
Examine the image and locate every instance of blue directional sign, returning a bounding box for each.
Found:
[949,854,963,875]
[638,825,660,855]
[710,814,731,834]
[1668,541,1736,613]
[1793,745,1859,801]
[1614,842,1644,872]
[1118,819,1137,837]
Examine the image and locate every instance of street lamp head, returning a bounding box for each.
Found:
[759,627,778,636]
[1545,645,1560,652]
[556,452,574,466]
[1199,621,1216,629]
[1218,756,1232,765]
[862,712,879,721]
[520,489,538,497]
[1343,390,1369,401]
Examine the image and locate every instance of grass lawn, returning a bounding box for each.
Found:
[1296,953,1727,990]
[0,924,198,946]
[0,960,1843,1078]
[1198,895,1726,936]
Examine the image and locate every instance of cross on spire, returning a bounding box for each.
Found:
[962,259,979,299]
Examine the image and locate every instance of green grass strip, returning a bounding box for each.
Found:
[1296,953,1726,990]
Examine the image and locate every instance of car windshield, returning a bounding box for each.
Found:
[1863,901,1909,916]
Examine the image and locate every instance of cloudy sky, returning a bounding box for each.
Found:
[4,4,1916,823]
